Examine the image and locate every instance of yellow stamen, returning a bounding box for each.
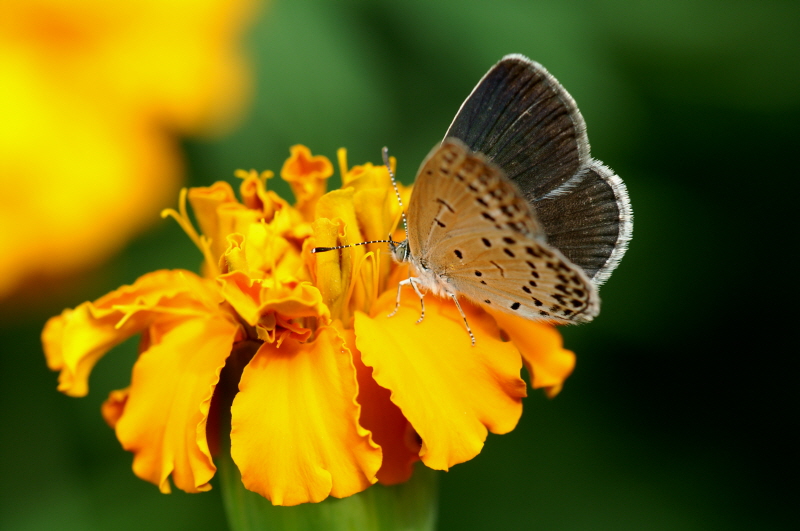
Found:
[161,188,219,277]
[337,148,348,181]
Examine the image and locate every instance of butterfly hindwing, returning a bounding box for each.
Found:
[442,232,598,323]
[533,161,633,285]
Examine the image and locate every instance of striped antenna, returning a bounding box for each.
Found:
[382,147,409,241]
[312,147,407,255]
[311,238,395,254]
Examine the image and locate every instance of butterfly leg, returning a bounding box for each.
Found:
[448,293,476,346]
[388,277,426,323]
[409,277,426,324]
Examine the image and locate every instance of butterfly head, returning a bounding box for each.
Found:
[388,236,411,263]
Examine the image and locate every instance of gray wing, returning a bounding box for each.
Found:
[445,54,632,285]
[444,53,589,200]
[533,161,632,285]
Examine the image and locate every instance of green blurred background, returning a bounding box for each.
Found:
[2,0,798,529]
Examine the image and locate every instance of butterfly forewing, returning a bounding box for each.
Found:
[407,138,544,262]
[445,54,589,201]
[408,139,598,323]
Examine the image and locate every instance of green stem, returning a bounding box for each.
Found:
[218,454,438,531]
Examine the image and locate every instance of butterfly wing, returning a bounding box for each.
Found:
[408,139,598,323]
[444,54,632,285]
[407,138,544,263]
[534,161,632,285]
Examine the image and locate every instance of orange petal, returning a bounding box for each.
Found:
[218,271,330,328]
[217,270,263,325]
[489,310,576,398]
[213,203,263,263]
[354,292,526,471]
[230,326,381,506]
[187,181,238,248]
[259,282,330,323]
[101,388,130,429]
[115,315,239,494]
[341,328,419,485]
[42,269,222,397]
[310,216,354,320]
[280,145,333,220]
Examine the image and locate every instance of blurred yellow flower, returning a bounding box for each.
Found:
[0,0,258,298]
[42,146,576,505]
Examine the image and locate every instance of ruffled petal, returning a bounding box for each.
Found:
[280,145,333,220]
[341,328,419,485]
[101,388,130,429]
[187,182,238,252]
[42,269,222,397]
[354,292,526,471]
[230,326,381,506]
[489,310,576,398]
[115,315,239,494]
[310,217,351,319]
[217,271,329,330]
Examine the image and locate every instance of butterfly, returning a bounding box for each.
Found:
[315,54,632,344]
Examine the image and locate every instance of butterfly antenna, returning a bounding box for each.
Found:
[311,239,395,254]
[383,147,409,241]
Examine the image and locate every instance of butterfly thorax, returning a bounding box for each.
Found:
[390,238,455,299]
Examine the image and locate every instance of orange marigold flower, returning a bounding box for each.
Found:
[42,146,576,506]
[0,0,258,298]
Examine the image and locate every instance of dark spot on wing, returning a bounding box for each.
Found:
[482,238,491,247]
[522,286,531,294]
[503,248,515,258]
[482,212,495,222]
[436,198,455,213]
[489,261,505,277]
[474,270,482,277]
[503,237,515,244]
[511,302,521,310]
